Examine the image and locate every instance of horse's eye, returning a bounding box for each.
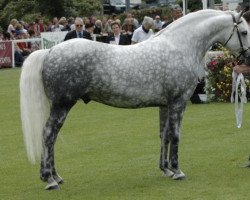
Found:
[241,31,248,36]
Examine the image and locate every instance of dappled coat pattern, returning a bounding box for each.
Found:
[20,9,250,190]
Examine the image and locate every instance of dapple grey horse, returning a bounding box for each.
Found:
[20,9,250,190]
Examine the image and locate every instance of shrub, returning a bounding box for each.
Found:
[206,46,250,102]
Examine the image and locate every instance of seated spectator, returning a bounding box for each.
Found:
[60,18,71,31]
[15,23,28,37]
[14,29,38,67]
[106,21,130,45]
[84,22,95,40]
[154,15,163,32]
[162,5,183,29]
[101,17,109,34]
[28,30,41,51]
[51,17,64,32]
[7,19,18,39]
[64,18,91,41]
[122,18,135,43]
[34,16,45,36]
[67,16,75,30]
[15,48,24,67]
[104,19,113,35]
[161,16,169,27]
[125,13,139,29]
[16,30,32,56]
[2,32,11,40]
[94,20,103,35]
[131,16,154,44]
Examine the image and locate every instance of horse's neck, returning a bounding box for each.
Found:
[160,11,232,60]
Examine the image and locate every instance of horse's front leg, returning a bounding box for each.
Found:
[40,103,73,190]
[159,106,174,177]
[168,99,187,180]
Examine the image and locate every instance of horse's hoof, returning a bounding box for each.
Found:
[172,170,186,180]
[164,168,175,177]
[45,178,60,190]
[53,175,64,184]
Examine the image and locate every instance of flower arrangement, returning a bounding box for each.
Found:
[206,46,250,102]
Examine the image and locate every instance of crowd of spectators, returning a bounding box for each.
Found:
[0,12,170,42]
[0,12,172,66]
[0,5,207,104]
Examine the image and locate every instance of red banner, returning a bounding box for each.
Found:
[0,41,12,68]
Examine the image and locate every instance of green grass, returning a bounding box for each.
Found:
[1,68,250,199]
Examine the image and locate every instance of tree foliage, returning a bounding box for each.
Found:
[0,0,102,30]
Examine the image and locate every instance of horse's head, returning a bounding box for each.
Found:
[224,11,250,60]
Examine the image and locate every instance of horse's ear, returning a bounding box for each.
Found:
[235,11,243,23]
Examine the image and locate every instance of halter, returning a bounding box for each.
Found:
[223,13,249,59]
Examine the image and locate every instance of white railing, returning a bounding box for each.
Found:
[11,38,42,68]
[0,32,108,68]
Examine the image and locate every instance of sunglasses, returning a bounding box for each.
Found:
[76,24,83,27]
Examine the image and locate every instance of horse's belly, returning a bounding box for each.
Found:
[89,89,165,108]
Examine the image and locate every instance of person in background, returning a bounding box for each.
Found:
[161,16,169,27]
[2,32,11,41]
[131,16,154,44]
[154,15,163,32]
[94,20,103,35]
[101,17,109,34]
[7,19,18,39]
[64,18,89,41]
[14,30,31,67]
[242,10,250,26]
[51,17,63,32]
[60,18,71,31]
[162,4,183,29]
[28,29,41,51]
[125,13,139,29]
[122,17,135,43]
[34,16,45,36]
[67,16,75,30]
[84,22,95,40]
[82,17,90,30]
[106,21,130,45]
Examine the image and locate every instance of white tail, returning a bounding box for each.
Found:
[20,49,50,164]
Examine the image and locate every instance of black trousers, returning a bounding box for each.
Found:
[190,79,205,104]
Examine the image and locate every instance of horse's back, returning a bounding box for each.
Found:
[41,38,197,107]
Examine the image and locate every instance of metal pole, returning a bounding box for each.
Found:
[209,0,215,9]
[182,0,188,15]
[202,0,208,9]
[100,0,104,15]
[126,0,130,12]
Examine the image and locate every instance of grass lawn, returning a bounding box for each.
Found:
[1,68,250,200]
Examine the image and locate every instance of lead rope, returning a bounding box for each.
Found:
[231,71,247,128]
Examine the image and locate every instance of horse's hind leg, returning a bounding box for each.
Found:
[40,102,75,190]
[168,99,186,180]
[159,106,174,177]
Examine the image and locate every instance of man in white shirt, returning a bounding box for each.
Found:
[131,16,154,44]
[106,21,130,45]
[154,15,163,32]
